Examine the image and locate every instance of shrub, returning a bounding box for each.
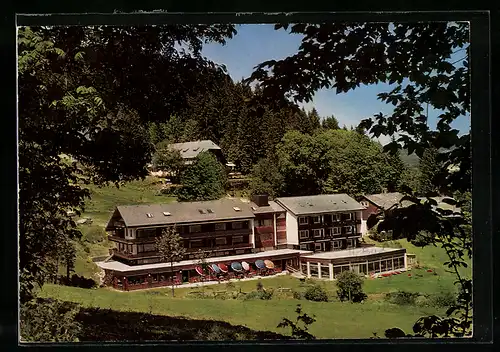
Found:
[292,290,303,300]
[82,226,106,244]
[415,295,431,307]
[59,274,97,289]
[243,289,274,300]
[304,285,328,302]
[20,298,82,342]
[384,291,420,305]
[256,279,264,291]
[428,291,456,308]
[411,231,433,247]
[336,270,367,303]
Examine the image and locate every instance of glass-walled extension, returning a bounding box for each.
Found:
[299,247,407,280]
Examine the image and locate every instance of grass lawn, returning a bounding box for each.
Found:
[39,283,441,339]
[81,177,176,227]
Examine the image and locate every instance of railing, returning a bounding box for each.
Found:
[255,225,274,234]
[109,229,252,244]
[185,242,252,253]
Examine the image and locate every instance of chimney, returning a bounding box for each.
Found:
[252,194,269,207]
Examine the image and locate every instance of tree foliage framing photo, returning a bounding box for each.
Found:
[247,21,472,338]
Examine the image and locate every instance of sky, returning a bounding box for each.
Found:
[201,24,470,145]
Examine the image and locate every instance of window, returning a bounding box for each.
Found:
[299,216,308,225]
[360,201,369,208]
[324,214,332,223]
[190,240,204,248]
[332,240,341,249]
[345,226,353,234]
[312,216,321,224]
[299,230,309,239]
[232,221,243,229]
[207,209,214,214]
[347,239,354,248]
[313,229,324,238]
[300,244,310,250]
[189,225,202,233]
[258,219,273,227]
[314,242,323,251]
[233,236,244,244]
[215,237,227,245]
[163,211,171,216]
[233,207,241,212]
[215,223,226,231]
[346,213,353,220]
[333,213,341,221]
[146,213,154,218]
[143,243,156,252]
[333,227,340,235]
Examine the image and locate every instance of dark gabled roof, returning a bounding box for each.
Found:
[275,194,364,215]
[106,198,255,229]
[362,192,405,210]
[362,193,462,215]
[168,140,221,160]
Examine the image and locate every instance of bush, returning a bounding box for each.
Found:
[411,231,433,247]
[59,274,97,289]
[256,279,264,291]
[20,298,82,342]
[415,295,431,307]
[384,291,420,305]
[428,291,456,308]
[336,270,367,303]
[82,226,106,244]
[292,290,303,300]
[243,289,274,300]
[304,285,328,302]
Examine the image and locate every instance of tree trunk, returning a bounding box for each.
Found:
[171,261,175,297]
[66,258,71,281]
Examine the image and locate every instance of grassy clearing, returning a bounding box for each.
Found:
[80,177,176,226]
[39,284,441,339]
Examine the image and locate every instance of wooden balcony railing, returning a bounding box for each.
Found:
[255,225,274,234]
[185,242,252,253]
[109,229,252,244]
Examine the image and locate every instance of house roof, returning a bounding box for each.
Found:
[302,246,406,260]
[362,192,405,210]
[249,200,286,214]
[363,193,461,214]
[168,140,221,160]
[275,194,364,215]
[107,198,255,229]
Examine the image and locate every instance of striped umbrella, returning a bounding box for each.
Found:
[195,266,204,275]
[231,262,243,272]
[210,263,221,274]
[218,263,228,273]
[264,260,275,269]
[255,260,266,269]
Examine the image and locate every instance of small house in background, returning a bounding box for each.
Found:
[357,192,462,235]
[357,192,405,234]
[168,140,226,166]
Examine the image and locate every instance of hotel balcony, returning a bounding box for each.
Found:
[254,225,274,235]
[108,228,252,244]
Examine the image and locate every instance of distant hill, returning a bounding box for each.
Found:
[399,149,420,168]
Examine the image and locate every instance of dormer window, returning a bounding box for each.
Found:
[146,213,154,218]
[233,207,241,212]
[207,209,214,214]
[163,211,171,216]
[198,209,207,214]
